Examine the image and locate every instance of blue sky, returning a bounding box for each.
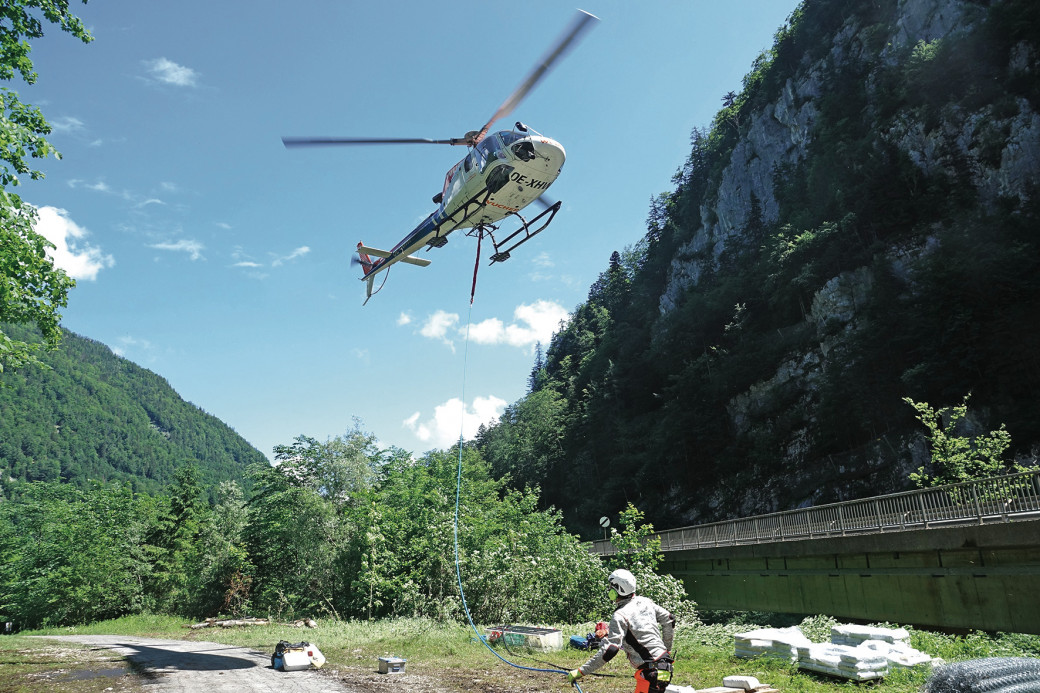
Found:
[23,0,801,458]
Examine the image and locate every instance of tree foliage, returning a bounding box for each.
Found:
[476,0,1040,536]
[604,504,698,626]
[0,431,616,628]
[0,324,267,497]
[0,1,91,372]
[905,394,1027,488]
[0,482,148,628]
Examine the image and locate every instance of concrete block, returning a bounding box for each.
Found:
[723,675,762,690]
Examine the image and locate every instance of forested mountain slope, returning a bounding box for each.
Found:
[0,324,266,498]
[477,0,1040,537]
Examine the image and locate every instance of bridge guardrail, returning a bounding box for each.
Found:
[592,469,1040,555]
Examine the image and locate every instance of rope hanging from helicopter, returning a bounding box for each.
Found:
[281,7,600,688]
[370,267,390,298]
[452,298,586,692]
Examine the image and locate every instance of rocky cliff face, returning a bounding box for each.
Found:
[664,0,1037,315]
[657,0,1040,516]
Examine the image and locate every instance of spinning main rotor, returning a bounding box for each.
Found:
[282,9,598,151]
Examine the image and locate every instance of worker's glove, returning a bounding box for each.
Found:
[567,669,583,684]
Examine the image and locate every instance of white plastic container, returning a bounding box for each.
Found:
[282,649,311,671]
[307,643,326,668]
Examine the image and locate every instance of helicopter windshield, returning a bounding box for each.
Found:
[476,135,505,171]
[441,133,512,197]
[499,131,525,146]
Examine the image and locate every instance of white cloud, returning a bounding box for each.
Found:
[68,179,112,194]
[49,116,85,134]
[415,301,569,351]
[112,335,153,357]
[419,310,460,350]
[230,245,309,274]
[532,251,554,268]
[466,299,569,350]
[404,395,507,449]
[271,245,310,266]
[527,252,558,281]
[150,239,204,261]
[68,179,144,204]
[397,312,413,326]
[34,206,115,280]
[144,57,198,87]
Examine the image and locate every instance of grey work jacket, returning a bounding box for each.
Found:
[579,595,675,675]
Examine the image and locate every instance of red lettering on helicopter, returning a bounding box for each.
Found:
[486,199,520,212]
[509,171,550,190]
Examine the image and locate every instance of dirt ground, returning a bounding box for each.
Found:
[27,635,582,693]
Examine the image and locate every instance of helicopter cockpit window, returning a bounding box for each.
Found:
[443,162,463,197]
[477,136,504,171]
[499,131,524,147]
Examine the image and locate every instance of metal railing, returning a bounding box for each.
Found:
[592,469,1040,555]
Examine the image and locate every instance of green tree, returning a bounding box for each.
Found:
[244,428,382,619]
[0,1,91,372]
[346,444,604,623]
[905,394,1028,488]
[194,481,252,616]
[480,388,567,491]
[270,425,379,503]
[145,465,208,614]
[0,482,148,628]
[606,504,698,625]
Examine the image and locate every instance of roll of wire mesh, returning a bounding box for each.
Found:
[925,658,1040,693]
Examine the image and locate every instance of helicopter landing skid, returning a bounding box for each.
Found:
[481,200,562,264]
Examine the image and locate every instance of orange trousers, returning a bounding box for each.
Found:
[634,667,668,693]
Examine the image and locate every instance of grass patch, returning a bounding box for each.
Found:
[5,614,1040,692]
[27,613,186,638]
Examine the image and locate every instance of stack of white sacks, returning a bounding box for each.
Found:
[733,627,810,663]
[734,623,935,681]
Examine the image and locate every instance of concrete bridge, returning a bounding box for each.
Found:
[592,471,1040,634]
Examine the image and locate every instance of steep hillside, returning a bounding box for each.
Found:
[0,324,266,498]
[477,0,1040,536]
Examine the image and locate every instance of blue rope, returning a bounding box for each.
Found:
[453,300,582,692]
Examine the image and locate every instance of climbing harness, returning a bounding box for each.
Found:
[452,300,583,692]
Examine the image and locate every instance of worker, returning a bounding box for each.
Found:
[567,568,676,693]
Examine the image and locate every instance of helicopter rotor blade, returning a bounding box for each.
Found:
[472,9,598,144]
[282,136,468,147]
[534,194,558,211]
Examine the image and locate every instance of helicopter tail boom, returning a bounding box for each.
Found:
[357,244,432,270]
[356,241,432,304]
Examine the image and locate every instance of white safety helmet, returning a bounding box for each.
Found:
[608,568,637,598]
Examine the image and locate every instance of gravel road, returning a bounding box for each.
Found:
[35,635,358,692]
[34,634,575,692]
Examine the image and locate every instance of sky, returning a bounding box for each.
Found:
[20,0,802,459]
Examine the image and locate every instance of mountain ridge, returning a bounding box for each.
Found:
[0,323,266,499]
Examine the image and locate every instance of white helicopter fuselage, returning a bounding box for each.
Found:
[365,129,566,276]
[439,130,566,228]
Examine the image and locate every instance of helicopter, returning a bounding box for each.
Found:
[282,9,598,304]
